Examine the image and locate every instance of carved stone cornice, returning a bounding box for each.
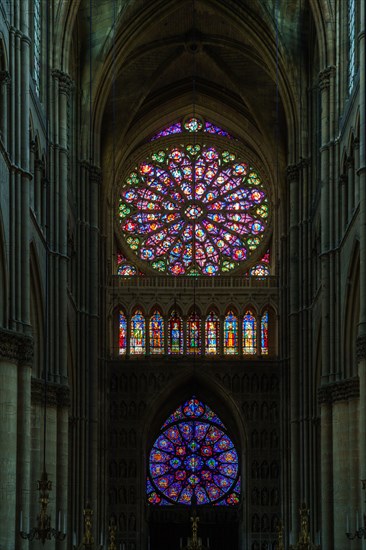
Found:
[357,335,366,363]
[0,328,34,364]
[318,377,360,405]
[31,377,71,407]
[52,69,73,95]
[319,66,336,91]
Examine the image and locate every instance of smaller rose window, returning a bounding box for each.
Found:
[147,397,240,506]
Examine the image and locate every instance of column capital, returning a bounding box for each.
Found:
[81,160,102,184]
[31,377,71,407]
[318,377,360,404]
[35,157,45,171]
[0,328,34,365]
[52,69,74,95]
[286,164,299,183]
[318,66,336,90]
[357,335,366,363]
[0,70,11,86]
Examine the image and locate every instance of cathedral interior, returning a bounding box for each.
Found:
[0,0,365,549]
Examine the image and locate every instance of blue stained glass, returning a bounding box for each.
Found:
[261,311,269,355]
[147,397,240,506]
[119,312,127,355]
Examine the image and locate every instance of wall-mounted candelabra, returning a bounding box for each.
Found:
[346,479,366,539]
[289,503,320,550]
[19,469,66,543]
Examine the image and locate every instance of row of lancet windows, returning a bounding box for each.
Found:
[118,310,271,357]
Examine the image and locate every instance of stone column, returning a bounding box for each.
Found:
[318,64,336,550]
[34,158,44,222]
[347,156,355,218]
[52,70,73,384]
[56,387,71,550]
[0,70,10,149]
[287,163,300,536]
[340,174,347,235]
[357,1,366,548]
[0,329,33,550]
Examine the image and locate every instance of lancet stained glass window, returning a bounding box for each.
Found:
[348,0,356,95]
[243,311,256,355]
[33,0,41,96]
[119,312,127,355]
[147,397,240,506]
[205,313,219,355]
[187,312,201,355]
[168,312,183,354]
[224,312,238,355]
[150,311,164,354]
[118,143,269,276]
[130,310,145,354]
[261,311,269,355]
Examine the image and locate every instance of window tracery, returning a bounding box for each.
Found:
[147,397,240,506]
[118,143,269,276]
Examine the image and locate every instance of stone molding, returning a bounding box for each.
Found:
[319,66,336,90]
[31,377,71,408]
[318,377,359,404]
[52,69,73,95]
[356,335,366,363]
[0,328,34,364]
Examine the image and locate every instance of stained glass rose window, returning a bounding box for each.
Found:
[147,397,240,506]
[118,143,269,276]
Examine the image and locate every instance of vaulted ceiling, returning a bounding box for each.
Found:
[63,0,320,206]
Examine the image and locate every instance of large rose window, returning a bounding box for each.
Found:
[118,143,269,275]
[147,397,240,506]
